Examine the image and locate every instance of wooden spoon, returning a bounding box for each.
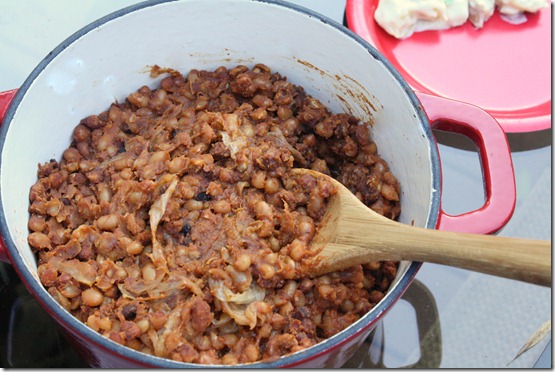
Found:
[293,169,552,287]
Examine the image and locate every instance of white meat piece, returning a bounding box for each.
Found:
[374,0,470,39]
[495,0,548,15]
[374,0,448,39]
[468,0,495,28]
[414,0,470,32]
[495,0,548,24]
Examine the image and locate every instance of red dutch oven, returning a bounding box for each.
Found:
[0,0,515,368]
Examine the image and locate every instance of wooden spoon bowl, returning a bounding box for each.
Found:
[294,169,551,286]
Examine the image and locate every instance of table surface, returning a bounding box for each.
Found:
[0,0,551,368]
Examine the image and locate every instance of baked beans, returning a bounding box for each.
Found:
[28,64,401,364]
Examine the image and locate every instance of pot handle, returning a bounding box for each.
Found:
[416,92,516,235]
[0,89,17,263]
[0,89,17,125]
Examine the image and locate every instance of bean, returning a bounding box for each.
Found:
[250,107,268,121]
[48,172,65,189]
[97,214,119,231]
[97,184,112,203]
[289,241,306,261]
[243,343,260,362]
[315,121,334,138]
[209,332,224,350]
[115,266,128,281]
[73,124,91,142]
[312,313,322,326]
[206,181,223,197]
[277,106,293,121]
[236,155,249,173]
[126,240,143,255]
[195,335,211,351]
[185,199,204,211]
[264,177,280,194]
[142,263,156,282]
[45,199,62,217]
[343,137,359,158]
[383,171,398,185]
[111,154,131,171]
[281,256,296,280]
[282,281,298,298]
[251,172,266,189]
[381,183,399,201]
[254,200,273,220]
[127,92,149,108]
[136,318,150,333]
[268,236,280,252]
[150,89,167,109]
[28,232,51,249]
[181,184,196,200]
[252,94,272,108]
[221,354,238,365]
[82,287,104,307]
[299,278,314,293]
[258,263,275,279]
[297,216,315,242]
[234,254,251,272]
[318,284,334,299]
[280,117,300,136]
[98,317,112,331]
[119,168,133,180]
[374,160,386,172]
[60,283,81,298]
[263,252,277,265]
[307,194,324,219]
[111,319,121,332]
[96,134,112,152]
[63,147,82,164]
[341,299,355,313]
[86,315,100,331]
[76,141,91,158]
[28,215,46,232]
[279,302,294,317]
[169,156,188,174]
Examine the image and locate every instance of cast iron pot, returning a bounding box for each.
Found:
[0,0,516,367]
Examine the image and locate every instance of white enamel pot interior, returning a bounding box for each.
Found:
[0,0,440,367]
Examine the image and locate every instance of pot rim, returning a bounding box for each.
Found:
[0,0,440,367]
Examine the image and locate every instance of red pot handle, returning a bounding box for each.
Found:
[0,89,17,126]
[416,92,516,235]
[0,89,17,263]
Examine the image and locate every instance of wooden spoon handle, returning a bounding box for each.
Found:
[315,213,552,286]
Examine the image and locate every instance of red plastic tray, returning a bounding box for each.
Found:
[346,0,552,133]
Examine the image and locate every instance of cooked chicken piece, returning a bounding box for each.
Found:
[375,0,469,39]
[415,0,470,32]
[469,0,495,28]
[374,0,548,39]
[495,0,548,15]
[374,0,448,39]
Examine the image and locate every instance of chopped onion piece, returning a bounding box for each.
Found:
[148,176,178,270]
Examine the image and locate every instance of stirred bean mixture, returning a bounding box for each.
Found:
[27,64,401,365]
